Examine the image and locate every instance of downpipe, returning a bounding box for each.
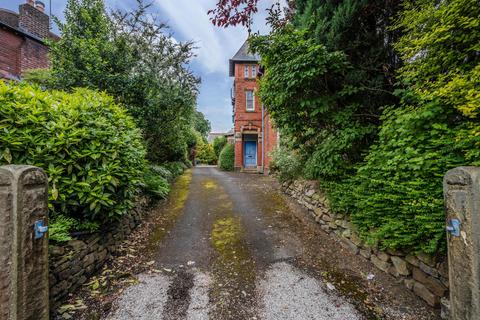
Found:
[261,103,265,174]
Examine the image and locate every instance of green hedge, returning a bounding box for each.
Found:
[0,82,146,225]
[218,144,234,171]
[142,161,188,199]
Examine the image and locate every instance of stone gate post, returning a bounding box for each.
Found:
[0,165,49,320]
[444,166,480,320]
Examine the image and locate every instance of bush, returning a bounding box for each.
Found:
[329,0,480,254]
[149,165,173,181]
[213,136,227,157]
[0,83,146,226]
[270,147,303,182]
[196,141,217,164]
[49,215,77,242]
[163,162,187,178]
[218,144,235,171]
[142,166,170,200]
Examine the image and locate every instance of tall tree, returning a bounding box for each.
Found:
[49,0,201,163]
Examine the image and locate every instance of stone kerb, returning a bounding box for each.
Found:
[444,167,480,320]
[0,165,49,320]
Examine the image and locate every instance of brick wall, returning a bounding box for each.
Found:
[21,37,49,71]
[0,3,52,79]
[0,28,22,77]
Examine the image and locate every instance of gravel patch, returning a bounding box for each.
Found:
[187,271,212,320]
[258,262,362,320]
[106,274,170,320]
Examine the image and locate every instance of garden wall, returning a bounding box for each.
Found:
[281,180,449,307]
[48,196,151,309]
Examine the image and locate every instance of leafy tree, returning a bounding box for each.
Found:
[213,136,227,157]
[49,0,200,163]
[50,0,127,92]
[193,111,212,139]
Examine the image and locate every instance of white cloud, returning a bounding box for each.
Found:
[154,0,270,74]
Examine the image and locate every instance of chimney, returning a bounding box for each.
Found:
[35,1,46,13]
[19,0,49,39]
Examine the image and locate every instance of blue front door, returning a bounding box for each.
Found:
[244,141,257,167]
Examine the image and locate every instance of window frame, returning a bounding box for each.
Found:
[245,90,255,112]
[244,65,249,78]
[252,65,257,78]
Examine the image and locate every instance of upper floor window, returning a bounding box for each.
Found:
[246,90,254,111]
[244,65,249,78]
[252,65,257,78]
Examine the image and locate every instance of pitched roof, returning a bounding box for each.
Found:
[229,40,260,76]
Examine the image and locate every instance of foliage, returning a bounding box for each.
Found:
[213,136,228,157]
[251,26,379,179]
[193,111,212,140]
[22,68,55,88]
[49,215,77,242]
[269,146,302,182]
[0,83,146,225]
[218,144,235,171]
[149,165,174,182]
[340,0,480,254]
[49,0,200,163]
[163,162,188,178]
[208,0,259,27]
[244,0,480,255]
[195,133,217,164]
[142,166,171,200]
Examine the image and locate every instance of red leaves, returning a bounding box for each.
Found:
[208,0,259,28]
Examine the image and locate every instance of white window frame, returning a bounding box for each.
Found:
[252,65,257,78]
[246,90,255,111]
[244,65,249,78]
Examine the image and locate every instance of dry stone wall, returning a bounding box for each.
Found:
[48,196,151,309]
[281,179,449,308]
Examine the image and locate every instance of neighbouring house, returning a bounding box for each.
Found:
[230,40,278,173]
[207,132,229,144]
[0,0,57,80]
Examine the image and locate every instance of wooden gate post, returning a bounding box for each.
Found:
[0,165,49,320]
[444,166,480,320]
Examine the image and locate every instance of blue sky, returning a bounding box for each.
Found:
[1,0,272,132]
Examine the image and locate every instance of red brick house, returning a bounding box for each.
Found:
[0,0,56,80]
[230,40,278,173]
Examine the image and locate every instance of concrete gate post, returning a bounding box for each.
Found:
[0,165,49,320]
[444,166,480,320]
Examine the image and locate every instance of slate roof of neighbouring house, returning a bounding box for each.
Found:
[229,40,260,76]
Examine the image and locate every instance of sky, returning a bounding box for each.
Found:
[1,0,272,132]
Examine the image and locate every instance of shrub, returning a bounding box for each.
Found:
[196,141,217,164]
[49,215,77,242]
[142,166,170,200]
[163,162,187,178]
[0,83,146,226]
[332,0,480,254]
[218,144,235,171]
[149,165,173,181]
[270,147,303,182]
[213,136,227,157]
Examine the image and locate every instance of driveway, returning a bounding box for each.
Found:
[104,167,439,320]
